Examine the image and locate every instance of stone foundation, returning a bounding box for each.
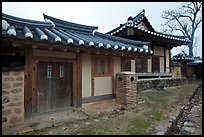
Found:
[137,77,187,92]
[2,70,24,127]
[115,72,137,110]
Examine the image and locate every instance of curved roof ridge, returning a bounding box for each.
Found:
[2,13,52,27]
[95,31,149,46]
[43,13,98,31]
[132,9,145,22]
[155,31,188,38]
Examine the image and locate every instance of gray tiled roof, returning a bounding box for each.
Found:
[171,52,194,61]
[2,13,153,55]
[106,10,191,44]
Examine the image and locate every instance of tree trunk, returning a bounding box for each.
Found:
[188,43,193,57]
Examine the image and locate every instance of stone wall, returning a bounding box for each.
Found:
[171,66,181,77]
[137,77,187,92]
[2,70,24,127]
[115,72,137,110]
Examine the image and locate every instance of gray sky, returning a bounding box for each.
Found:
[2,2,202,57]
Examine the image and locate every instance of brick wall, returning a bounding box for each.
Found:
[115,72,137,110]
[2,70,24,127]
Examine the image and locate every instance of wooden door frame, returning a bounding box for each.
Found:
[24,49,82,118]
[33,57,77,114]
[35,61,74,112]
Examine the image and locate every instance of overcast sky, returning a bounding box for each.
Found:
[2,2,202,58]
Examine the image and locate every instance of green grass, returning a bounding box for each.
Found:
[127,110,163,135]
[128,83,199,135]
[71,125,112,135]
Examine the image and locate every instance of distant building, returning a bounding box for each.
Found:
[171,51,202,80]
[106,9,191,74]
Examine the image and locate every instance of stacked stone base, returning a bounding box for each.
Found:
[137,77,187,92]
[116,72,137,110]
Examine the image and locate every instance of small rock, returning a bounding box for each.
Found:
[183,121,194,127]
[35,122,53,130]
[73,124,79,128]
[63,127,67,130]
[94,119,99,122]
[182,127,195,133]
[18,127,34,134]
[50,117,54,120]
[85,122,90,125]
[102,117,108,120]
[148,115,154,118]
[154,124,167,132]
[169,116,176,122]
[195,115,201,117]
[156,131,165,135]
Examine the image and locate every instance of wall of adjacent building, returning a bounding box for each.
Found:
[171,66,182,77]
[2,70,24,127]
[147,58,152,72]
[82,55,121,98]
[113,57,121,94]
[153,45,167,73]
[82,54,92,98]
[166,48,170,73]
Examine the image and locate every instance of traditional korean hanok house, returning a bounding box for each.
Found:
[171,51,194,78]
[2,13,154,127]
[106,9,191,78]
[187,57,202,80]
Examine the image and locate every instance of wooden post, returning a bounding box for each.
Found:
[24,49,33,119]
[76,53,82,108]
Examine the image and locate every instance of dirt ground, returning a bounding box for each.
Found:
[4,81,202,135]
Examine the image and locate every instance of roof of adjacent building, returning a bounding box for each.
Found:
[187,57,202,66]
[106,9,191,45]
[171,51,194,61]
[2,13,154,55]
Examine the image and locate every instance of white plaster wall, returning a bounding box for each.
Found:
[94,77,112,96]
[82,54,91,98]
[148,58,152,72]
[160,57,164,73]
[166,48,170,73]
[154,45,164,56]
[138,22,148,30]
[131,59,135,72]
[113,57,121,94]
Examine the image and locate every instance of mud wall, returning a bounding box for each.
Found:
[2,70,24,127]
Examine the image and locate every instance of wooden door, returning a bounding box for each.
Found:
[36,62,73,113]
[152,55,160,73]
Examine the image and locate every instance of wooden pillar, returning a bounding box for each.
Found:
[164,46,166,72]
[76,53,82,108]
[24,49,33,119]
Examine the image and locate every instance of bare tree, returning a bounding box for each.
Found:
[161,2,202,57]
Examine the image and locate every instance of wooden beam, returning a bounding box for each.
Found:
[164,46,166,72]
[33,49,76,59]
[63,48,68,52]
[32,58,37,112]
[12,42,22,47]
[91,55,95,97]
[32,45,38,49]
[24,49,33,118]
[76,53,82,108]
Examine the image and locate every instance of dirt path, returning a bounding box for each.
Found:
[6,81,202,135]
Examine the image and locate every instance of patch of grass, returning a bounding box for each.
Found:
[127,111,163,135]
[72,125,112,135]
